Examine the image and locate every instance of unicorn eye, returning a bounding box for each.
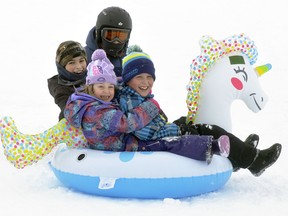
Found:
[77,153,86,161]
[234,66,248,82]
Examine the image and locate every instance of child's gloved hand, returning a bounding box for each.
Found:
[173,116,198,135]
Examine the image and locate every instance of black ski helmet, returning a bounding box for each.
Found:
[95,6,132,57]
[96,6,132,32]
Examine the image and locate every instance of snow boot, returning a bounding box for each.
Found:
[212,135,230,157]
[248,143,282,177]
[244,134,259,148]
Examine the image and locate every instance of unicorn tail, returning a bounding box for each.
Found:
[0,116,87,169]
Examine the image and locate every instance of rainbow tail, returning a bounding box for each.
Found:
[0,116,88,169]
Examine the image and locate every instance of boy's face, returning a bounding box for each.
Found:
[65,56,87,74]
[127,73,154,97]
[92,83,115,102]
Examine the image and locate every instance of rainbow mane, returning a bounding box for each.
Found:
[186,33,258,123]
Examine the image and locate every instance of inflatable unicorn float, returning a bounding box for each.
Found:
[186,33,270,132]
[0,33,271,199]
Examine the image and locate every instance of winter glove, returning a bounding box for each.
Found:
[173,116,198,135]
[173,116,187,127]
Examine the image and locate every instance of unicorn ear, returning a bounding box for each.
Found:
[255,63,272,76]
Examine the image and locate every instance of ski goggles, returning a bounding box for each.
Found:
[101,28,131,43]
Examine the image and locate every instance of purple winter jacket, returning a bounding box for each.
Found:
[64,91,159,151]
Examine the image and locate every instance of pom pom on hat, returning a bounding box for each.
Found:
[126,44,143,54]
[122,45,155,84]
[86,49,117,85]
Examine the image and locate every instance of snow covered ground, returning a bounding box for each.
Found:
[0,0,287,215]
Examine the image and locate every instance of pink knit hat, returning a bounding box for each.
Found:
[86,49,117,85]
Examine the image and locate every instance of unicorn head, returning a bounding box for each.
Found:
[186,34,270,132]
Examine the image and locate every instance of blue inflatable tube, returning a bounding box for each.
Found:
[50,144,232,199]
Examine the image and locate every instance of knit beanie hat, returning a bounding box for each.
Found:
[56,41,87,67]
[122,45,155,84]
[86,49,117,85]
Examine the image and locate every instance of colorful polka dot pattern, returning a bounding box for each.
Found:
[0,116,88,169]
[186,33,258,123]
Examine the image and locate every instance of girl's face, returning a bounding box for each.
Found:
[92,83,115,102]
[127,73,154,97]
[65,56,87,74]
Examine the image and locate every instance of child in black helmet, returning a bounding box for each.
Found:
[84,6,132,77]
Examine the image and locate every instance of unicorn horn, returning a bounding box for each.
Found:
[255,63,272,76]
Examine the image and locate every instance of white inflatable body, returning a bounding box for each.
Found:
[50,145,233,199]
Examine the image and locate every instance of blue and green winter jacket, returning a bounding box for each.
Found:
[117,85,180,141]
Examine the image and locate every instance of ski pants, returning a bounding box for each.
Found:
[138,135,213,161]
